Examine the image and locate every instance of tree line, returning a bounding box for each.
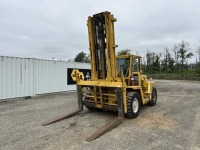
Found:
[74,40,200,74]
[143,41,200,74]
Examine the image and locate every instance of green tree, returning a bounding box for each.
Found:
[196,44,200,74]
[74,51,90,63]
[161,47,174,72]
[196,62,200,74]
[197,47,200,63]
[117,49,131,55]
[178,41,193,70]
[146,50,160,73]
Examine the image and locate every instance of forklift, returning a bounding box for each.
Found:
[42,11,157,142]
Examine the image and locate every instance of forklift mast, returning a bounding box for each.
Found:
[87,12,117,81]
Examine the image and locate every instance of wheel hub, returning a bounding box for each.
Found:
[132,98,139,113]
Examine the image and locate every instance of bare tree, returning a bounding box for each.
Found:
[172,44,179,64]
[197,47,200,63]
[178,41,193,70]
[162,47,174,72]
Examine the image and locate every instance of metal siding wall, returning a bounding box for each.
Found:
[35,60,59,95]
[34,60,90,94]
[0,57,1,98]
[0,56,33,99]
[0,56,90,100]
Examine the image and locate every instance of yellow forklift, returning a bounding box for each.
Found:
[42,11,157,142]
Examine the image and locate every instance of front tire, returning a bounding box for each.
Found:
[148,87,157,106]
[126,92,141,118]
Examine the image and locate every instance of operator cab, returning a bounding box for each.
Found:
[116,55,142,85]
[116,57,130,77]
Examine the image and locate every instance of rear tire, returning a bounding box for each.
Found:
[148,87,157,106]
[126,92,141,118]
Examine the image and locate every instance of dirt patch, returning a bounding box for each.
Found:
[137,114,175,130]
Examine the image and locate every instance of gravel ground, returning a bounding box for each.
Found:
[0,80,200,150]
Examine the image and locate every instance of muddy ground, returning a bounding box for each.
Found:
[0,80,200,150]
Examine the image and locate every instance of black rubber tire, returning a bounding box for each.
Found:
[126,92,141,118]
[148,87,157,106]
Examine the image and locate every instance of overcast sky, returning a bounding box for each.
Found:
[0,0,200,62]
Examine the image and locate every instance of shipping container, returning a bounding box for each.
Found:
[0,56,90,100]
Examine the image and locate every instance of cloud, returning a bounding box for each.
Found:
[0,0,200,62]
